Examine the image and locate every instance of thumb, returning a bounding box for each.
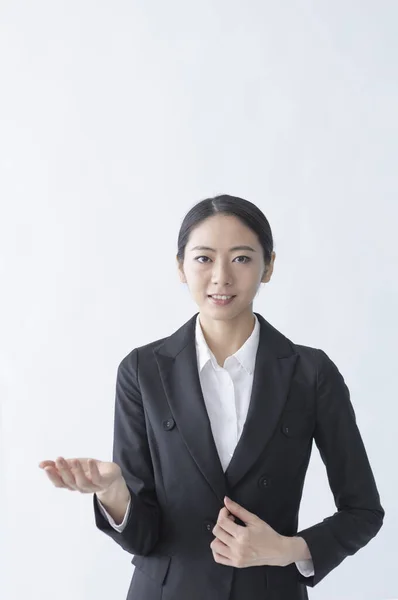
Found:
[224,496,257,525]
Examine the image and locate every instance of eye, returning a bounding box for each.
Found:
[194,256,251,264]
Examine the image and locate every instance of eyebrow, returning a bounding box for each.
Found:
[190,245,257,253]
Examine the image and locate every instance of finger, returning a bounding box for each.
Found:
[213,551,232,566]
[55,457,78,490]
[87,459,101,485]
[224,496,256,525]
[71,459,101,492]
[219,507,236,522]
[39,460,56,469]
[211,539,233,561]
[216,511,241,538]
[217,507,236,524]
[218,507,230,518]
[43,466,75,490]
[213,522,234,545]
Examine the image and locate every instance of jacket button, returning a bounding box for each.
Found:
[282,425,290,435]
[163,418,175,430]
[258,475,270,489]
[204,520,215,532]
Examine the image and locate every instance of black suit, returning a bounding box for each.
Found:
[93,312,384,600]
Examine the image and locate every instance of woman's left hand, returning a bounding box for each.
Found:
[210,496,287,568]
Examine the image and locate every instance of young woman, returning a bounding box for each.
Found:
[40,195,384,600]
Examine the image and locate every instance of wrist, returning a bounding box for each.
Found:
[95,477,131,526]
[279,535,312,567]
[97,476,129,502]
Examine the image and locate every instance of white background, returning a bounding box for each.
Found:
[1,2,397,599]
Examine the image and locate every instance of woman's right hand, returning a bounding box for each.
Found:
[38,457,123,494]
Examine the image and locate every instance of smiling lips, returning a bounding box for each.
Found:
[208,294,236,298]
[208,295,236,306]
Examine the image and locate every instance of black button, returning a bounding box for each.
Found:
[281,418,313,437]
[204,520,215,532]
[163,418,175,430]
[258,475,270,489]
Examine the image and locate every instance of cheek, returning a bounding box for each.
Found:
[188,264,205,277]
[183,269,202,286]
[239,275,260,293]
[191,273,208,289]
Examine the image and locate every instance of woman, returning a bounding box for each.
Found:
[39,195,384,600]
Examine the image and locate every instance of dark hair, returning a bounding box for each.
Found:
[176,194,274,272]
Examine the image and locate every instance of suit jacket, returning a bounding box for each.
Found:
[93,311,384,600]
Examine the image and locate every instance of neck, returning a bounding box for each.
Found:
[198,309,256,360]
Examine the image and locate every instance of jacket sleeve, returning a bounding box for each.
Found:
[296,349,384,587]
[93,348,161,555]
[96,496,131,531]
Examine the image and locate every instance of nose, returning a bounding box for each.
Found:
[211,260,232,286]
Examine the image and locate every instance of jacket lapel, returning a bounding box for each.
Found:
[153,312,298,504]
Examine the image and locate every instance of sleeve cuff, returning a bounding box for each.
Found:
[295,559,315,578]
[96,495,132,532]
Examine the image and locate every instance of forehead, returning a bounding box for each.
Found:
[188,214,258,244]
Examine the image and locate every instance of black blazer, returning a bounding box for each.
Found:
[93,311,384,600]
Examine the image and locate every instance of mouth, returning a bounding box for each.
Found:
[208,295,236,306]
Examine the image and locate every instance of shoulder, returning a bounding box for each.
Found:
[258,313,323,372]
[289,341,348,402]
[117,334,169,372]
[279,325,321,365]
[283,329,339,386]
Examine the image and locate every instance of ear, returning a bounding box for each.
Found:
[261,251,276,283]
[176,256,186,283]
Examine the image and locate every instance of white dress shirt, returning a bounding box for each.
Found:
[97,313,314,577]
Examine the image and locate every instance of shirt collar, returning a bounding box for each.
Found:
[195,313,260,375]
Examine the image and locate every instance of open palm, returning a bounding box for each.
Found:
[39,457,122,493]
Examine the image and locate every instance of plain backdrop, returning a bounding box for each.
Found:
[1,2,397,599]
